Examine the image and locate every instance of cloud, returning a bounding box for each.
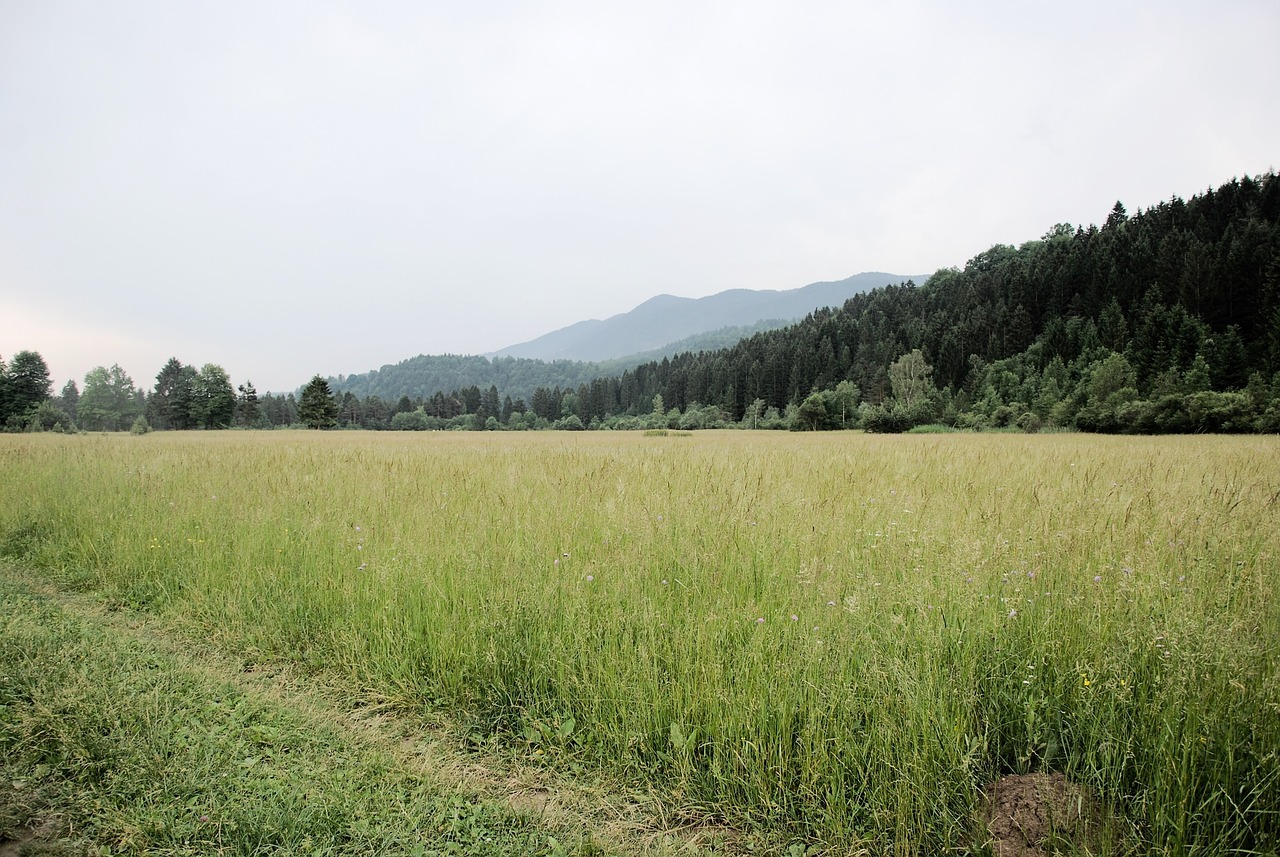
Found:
[2,0,1278,392]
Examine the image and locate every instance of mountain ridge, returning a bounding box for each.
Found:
[490,272,926,362]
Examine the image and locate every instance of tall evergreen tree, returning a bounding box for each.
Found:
[0,355,9,425]
[299,375,339,429]
[236,381,261,427]
[58,379,80,422]
[150,358,198,430]
[4,350,52,426]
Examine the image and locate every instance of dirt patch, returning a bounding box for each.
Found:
[0,820,77,857]
[983,772,1102,857]
[508,787,553,816]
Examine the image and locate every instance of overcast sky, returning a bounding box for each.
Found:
[2,1,1277,393]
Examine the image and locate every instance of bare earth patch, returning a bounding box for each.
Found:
[983,772,1103,857]
[0,819,72,857]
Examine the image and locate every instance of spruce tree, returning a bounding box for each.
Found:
[236,381,260,427]
[6,351,52,422]
[299,375,339,429]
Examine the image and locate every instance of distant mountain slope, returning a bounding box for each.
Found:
[492,272,925,362]
[328,354,601,407]
[593,318,794,375]
[327,320,795,406]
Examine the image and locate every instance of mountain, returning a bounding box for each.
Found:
[592,319,794,375]
[328,273,923,404]
[327,321,797,406]
[491,272,926,362]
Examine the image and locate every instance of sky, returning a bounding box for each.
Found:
[2,1,1278,394]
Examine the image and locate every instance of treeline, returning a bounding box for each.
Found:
[327,354,604,406]
[306,172,1280,435]
[0,355,284,433]
[7,172,1278,435]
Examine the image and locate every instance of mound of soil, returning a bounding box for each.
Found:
[983,772,1102,857]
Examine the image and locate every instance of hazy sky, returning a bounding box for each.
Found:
[2,1,1277,393]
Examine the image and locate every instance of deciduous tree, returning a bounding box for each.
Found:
[79,365,141,431]
[888,349,934,409]
[191,364,236,429]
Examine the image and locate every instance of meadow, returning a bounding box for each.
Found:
[1,430,1278,854]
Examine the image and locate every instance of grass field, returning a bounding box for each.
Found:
[2,430,1278,854]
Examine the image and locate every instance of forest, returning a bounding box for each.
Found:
[3,172,1278,434]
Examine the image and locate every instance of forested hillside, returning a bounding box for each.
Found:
[307,173,1280,433]
[562,173,1278,433]
[327,354,602,408]
[590,319,793,375]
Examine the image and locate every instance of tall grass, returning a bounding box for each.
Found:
[2,431,1277,852]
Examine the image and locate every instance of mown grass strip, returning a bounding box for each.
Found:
[0,571,607,857]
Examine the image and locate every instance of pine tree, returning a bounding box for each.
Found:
[299,376,339,429]
[5,351,52,424]
[0,354,9,425]
[236,381,261,427]
[59,380,80,422]
[150,358,197,430]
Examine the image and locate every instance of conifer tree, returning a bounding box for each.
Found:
[299,375,339,429]
[236,381,261,427]
[4,350,52,425]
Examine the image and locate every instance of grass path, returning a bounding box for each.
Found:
[0,563,735,857]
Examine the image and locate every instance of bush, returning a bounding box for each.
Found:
[861,405,915,434]
[1016,412,1043,433]
[955,411,991,431]
[1184,391,1255,433]
[862,401,935,434]
[29,401,75,433]
[390,409,439,431]
[130,415,151,435]
[990,404,1018,428]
